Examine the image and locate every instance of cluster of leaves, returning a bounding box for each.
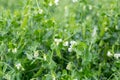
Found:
[0,0,120,80]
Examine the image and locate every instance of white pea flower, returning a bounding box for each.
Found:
[39,9,43,14]
[107,51,113,57]
[54,38,62,46]
[15,63,22,70]
[54,0,59,5]
[12,48,17,53]
[34,50,39,58]
[53,77,56,80]
[70,40,77,46]
[68,47,72,52]
[72,0,78,3]
[66,62,71,70]
[63,41,69,46]
[114,53,120,59]
[68,40,77,52]
[30,78,38,80]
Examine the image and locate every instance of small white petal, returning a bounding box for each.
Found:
[107,51,112,57]
[12,48,17,53]
[15,63,22,70]
[66,62,71,70]
[68,47,72,52]
[114,53,120,59]
[70,40,77,46]
[52,76,56,80]
[54,0,59,5]
[39,9,43,14]
[59,39,62,42]
[54,38,62,45]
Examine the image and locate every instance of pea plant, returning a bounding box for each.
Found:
[0,0,120,80]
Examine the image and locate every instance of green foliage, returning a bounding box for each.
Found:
[0,0,120,80]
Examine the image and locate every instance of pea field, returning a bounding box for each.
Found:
[0,0,120,80]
